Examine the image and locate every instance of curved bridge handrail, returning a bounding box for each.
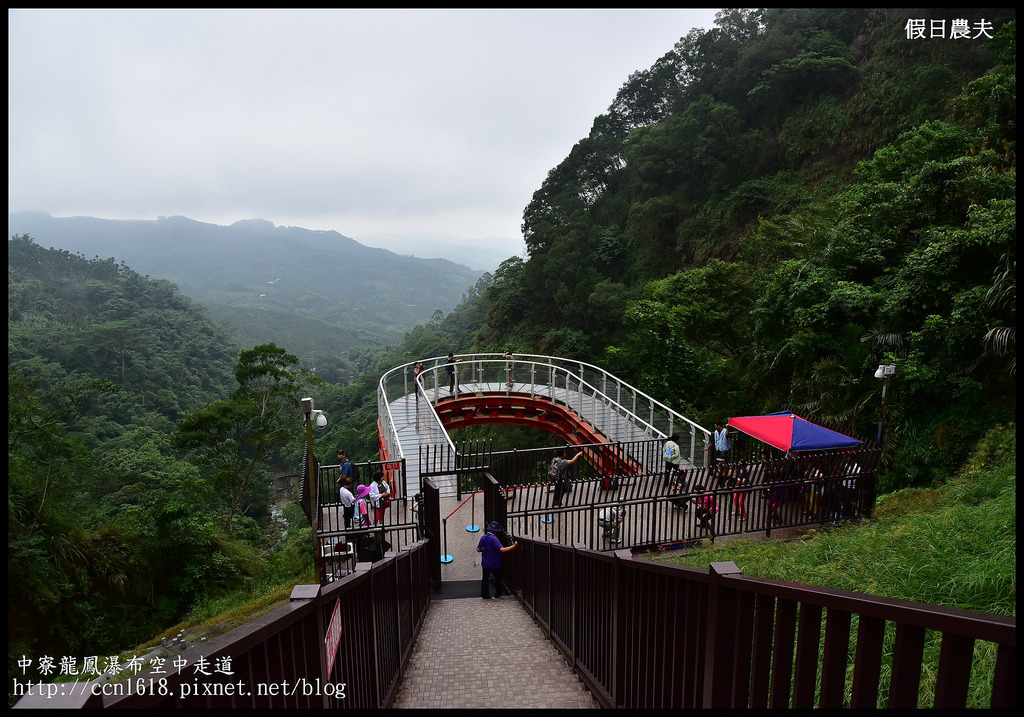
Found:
[378,353,711,466]
[508,353,709,441]
[430,357,665,438]
[414,371,458,457]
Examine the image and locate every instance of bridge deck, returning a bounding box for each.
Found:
[389,381,672,497]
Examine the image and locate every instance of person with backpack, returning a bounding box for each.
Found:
[550,447,583,507]
[663,433,681,488]
[476,520,518,599]
[337,449,353,485]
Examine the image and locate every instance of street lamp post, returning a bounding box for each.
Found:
[301,397,328,584]
[874,364,896,445]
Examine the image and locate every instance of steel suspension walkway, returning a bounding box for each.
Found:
[378,353,711,498]
[375,355,709,708]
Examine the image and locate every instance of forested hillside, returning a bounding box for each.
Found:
[8,237,318,684]
[6,213,484,383]
[411,8,1016,490]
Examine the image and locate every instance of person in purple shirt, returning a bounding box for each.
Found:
[476,520,518,599]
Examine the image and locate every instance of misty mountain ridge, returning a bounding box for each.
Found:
[354,231,525,272]
[8,211,488,371]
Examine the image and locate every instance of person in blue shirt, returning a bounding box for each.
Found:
[476,520,518,599]
[336,449,353,485]
[704,421,731,466]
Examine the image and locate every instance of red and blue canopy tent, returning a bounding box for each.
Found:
[728,411,862,453]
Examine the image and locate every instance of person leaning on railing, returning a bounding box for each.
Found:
[551,447,583,507]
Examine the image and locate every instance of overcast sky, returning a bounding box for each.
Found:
[9,9,720,250]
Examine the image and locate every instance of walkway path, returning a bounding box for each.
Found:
[392,486,806,708]
[392,596,600,709]
[389,493,600,708]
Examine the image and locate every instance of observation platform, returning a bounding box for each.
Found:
[379,353,710,498]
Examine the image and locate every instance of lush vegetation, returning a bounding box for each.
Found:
[652,422,1015,707]
[8,238,317,694]
[8,7,1015,705]
[450,10,1017,491]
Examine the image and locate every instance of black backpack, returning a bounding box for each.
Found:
[349,461,360,482]
[547,457,562,481]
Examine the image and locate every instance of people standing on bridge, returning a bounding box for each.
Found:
[551,447,584,507]
[761,451,787,525]
[368,472,383,524]
[412,361,424,403]
[503,349,514,389]
[338,476,356,529]
[663,433,681,488]
[337,449,353,485]
[355,484,372,527]
[477,520,517,599]
[444,353,460,393]
[704,420,731,467]
[370,471,389,525]
[730,461,750,521]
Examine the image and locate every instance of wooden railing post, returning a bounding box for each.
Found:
[289,584,329,709]
[611,548,631,708]
[702,561,743,709]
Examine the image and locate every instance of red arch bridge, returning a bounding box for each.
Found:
[376,353,710,498]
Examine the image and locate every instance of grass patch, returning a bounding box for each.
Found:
[650,423,1015,707]
[653,423,1015,614]
[139,576,310,650]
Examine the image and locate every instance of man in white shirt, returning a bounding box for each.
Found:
[338,478,356,529]
[368,475,382,510]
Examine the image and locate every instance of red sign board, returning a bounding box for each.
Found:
[381,461,402,472]
[325,597,342,680]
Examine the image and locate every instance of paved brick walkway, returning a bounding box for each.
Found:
[390,496,601,707]
[391,596,600,709]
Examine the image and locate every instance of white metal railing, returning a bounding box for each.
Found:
[378,353,711,469]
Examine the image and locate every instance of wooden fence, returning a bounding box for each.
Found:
[15,540,433,710]
[502,538,1015,709]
